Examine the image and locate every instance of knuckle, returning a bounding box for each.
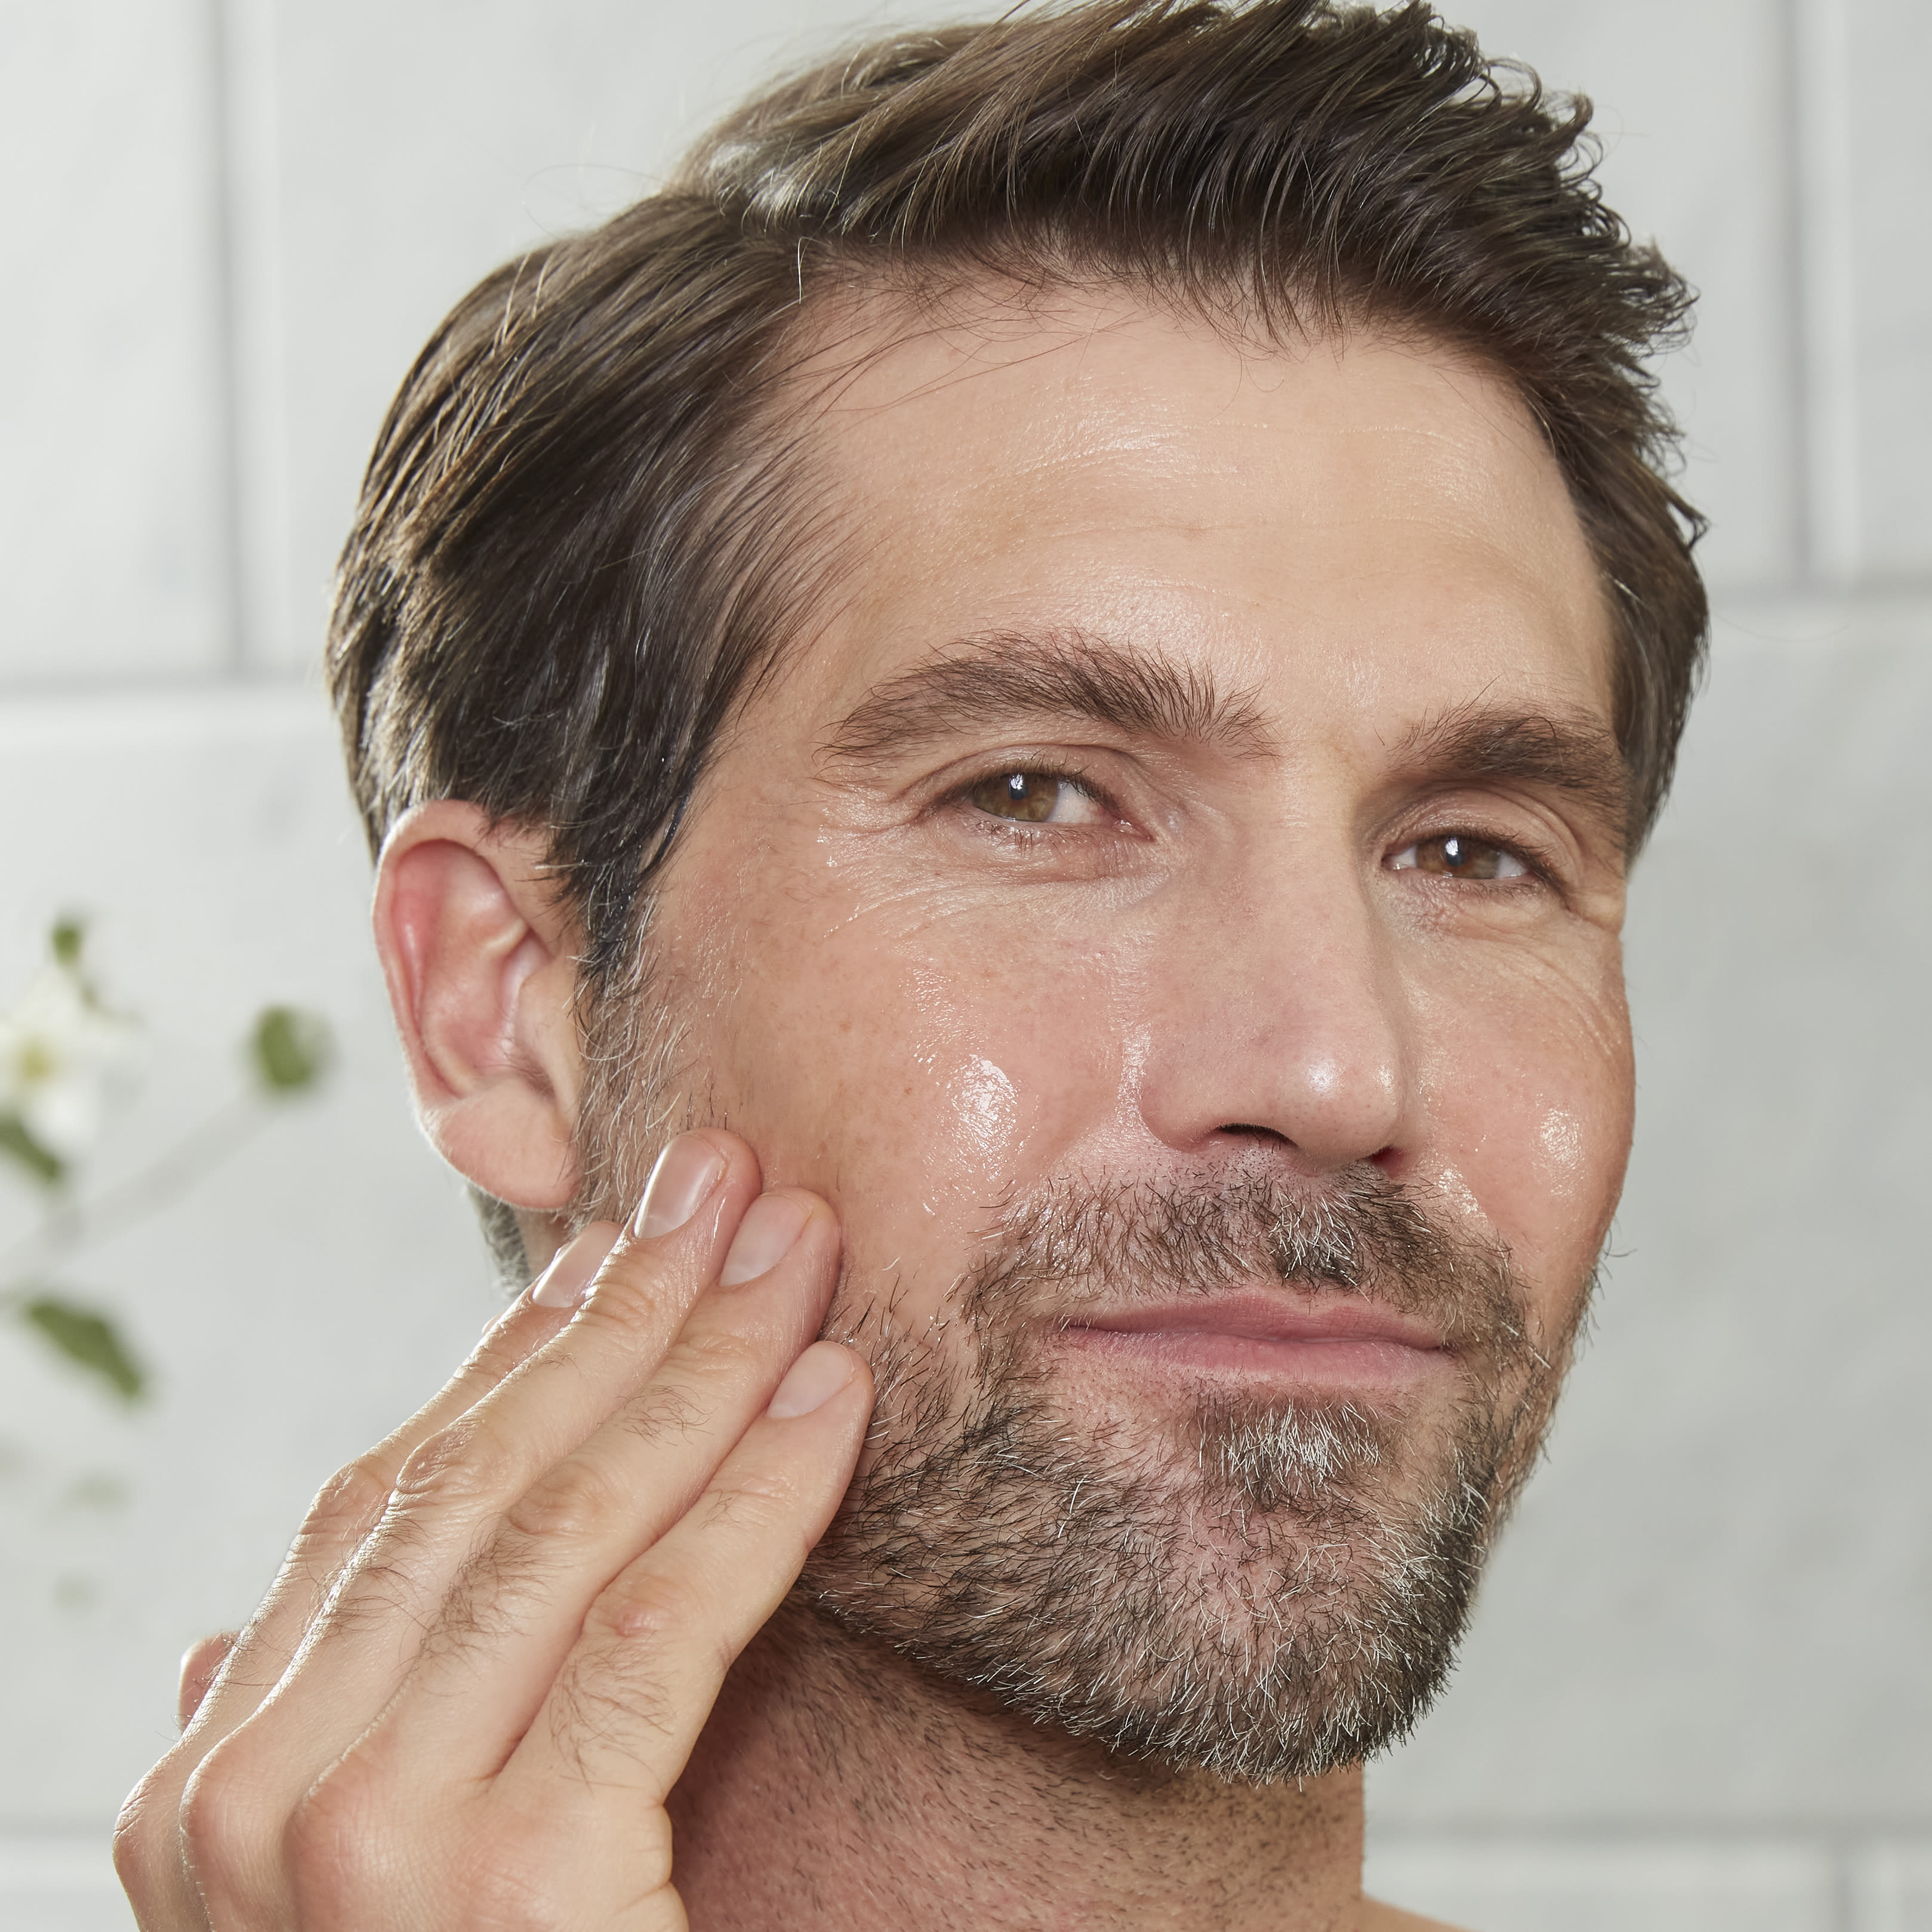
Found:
[283,1756,375,1871]
[590,1564,707,1650]
[113,1765,183,1905]
[177,1734,275,1891]
[393,1416,513,1514]
[574,1264,679,1345]
[286,1727,432,1887]
[665,1323,764,1382]
[310,1453,395,1534]
[504,1453,625,1549]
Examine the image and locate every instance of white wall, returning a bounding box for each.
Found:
[0,2,1925,1927]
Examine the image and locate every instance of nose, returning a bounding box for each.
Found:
[1130,851,1413,1175]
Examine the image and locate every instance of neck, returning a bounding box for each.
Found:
[668,1597,1370,1932]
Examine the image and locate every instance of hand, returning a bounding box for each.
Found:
[115,1130,873,1929]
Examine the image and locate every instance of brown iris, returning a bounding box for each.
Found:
[970,772,1062,822]
[1410,833,1512,879]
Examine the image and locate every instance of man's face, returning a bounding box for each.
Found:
[609,290,1633,1774]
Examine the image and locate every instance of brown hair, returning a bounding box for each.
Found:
[326,0,1705,1237]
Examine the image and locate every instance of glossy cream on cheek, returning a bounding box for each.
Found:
[948,1055,1019,1165]
[1534,1106,1588,1199]
[1437,1101,1600,1228]
[908,1046,1032,1209]
[1430,1087,1624,1312]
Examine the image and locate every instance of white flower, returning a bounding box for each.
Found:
[0,962,144,1163]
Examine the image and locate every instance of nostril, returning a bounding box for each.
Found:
[1219,1123,1292,1145]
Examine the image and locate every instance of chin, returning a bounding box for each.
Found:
[805,1161,1575,1779]
[803,1352,1538,1782]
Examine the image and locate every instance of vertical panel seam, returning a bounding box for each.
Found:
[205,0,244,677]
[1790,0,1862,586]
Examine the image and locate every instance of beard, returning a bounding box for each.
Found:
[800,1163,1581,1783]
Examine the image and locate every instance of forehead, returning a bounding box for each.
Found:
[786,286,1614,740]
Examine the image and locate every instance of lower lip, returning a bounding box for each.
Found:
[1058,1325,1449,1391]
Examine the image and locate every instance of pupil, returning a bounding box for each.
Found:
[1443,835,1466,869]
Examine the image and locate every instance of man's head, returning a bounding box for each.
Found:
[332,0,1702,1782]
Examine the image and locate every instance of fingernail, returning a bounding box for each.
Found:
[634,1135,725,1240]
[719,1193,811,1286]
[530,1225,616,1309]
[766,1341,855,1418]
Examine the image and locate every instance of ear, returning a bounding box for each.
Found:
[372,801,583,1212]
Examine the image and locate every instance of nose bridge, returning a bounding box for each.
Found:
[1134,836,1412,1170]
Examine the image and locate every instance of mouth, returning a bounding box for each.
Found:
[1055,1291,1453,1394]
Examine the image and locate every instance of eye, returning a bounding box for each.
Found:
[966,771,1101,825]
[1390,833,1530,881]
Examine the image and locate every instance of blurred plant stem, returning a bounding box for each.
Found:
[2,922,332,1404]
[0,1092,257,1288]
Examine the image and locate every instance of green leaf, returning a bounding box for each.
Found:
[21,1296,146,1402]
[249,1006,332,1095]
[50,916,85,969]
[0,1113,65,1187]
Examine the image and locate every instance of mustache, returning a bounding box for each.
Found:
[954,1163,1537,1364]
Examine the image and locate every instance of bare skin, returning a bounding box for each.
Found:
[116,291,1629,1930]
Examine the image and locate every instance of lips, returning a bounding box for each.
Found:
[1056,1290,1451,1388]
[1067,1292,1446,1350]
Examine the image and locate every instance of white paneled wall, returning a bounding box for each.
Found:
[0,2,232,680]
[1,2,1925,1926]
[1840,2,1932,581]
[230,0,918,670]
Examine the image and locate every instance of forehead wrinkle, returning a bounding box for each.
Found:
[818,628,1274,771]
[1388,698,1632,851]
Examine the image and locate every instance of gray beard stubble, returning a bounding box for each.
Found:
[800,1166,1575,1783]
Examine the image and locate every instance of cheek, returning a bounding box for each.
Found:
[1412,935,1634,1295]
[694,877,1129,1307]
[943,1052,1022,1167]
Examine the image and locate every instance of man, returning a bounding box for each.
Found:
[115,1,1705,1925]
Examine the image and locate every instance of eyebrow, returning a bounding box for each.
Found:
[820,630,1272,768]
[1390,700,1633,851]
[820,628,1631,849]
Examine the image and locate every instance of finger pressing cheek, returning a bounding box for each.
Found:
[497,1339,874,1812]
[332,1188,844,1783]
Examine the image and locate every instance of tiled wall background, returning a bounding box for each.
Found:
[1,2,1925,1927]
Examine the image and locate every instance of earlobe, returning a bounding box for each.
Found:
[372,802,583,1211]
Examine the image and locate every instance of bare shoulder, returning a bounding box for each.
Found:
[1362,1897,1474,1932]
